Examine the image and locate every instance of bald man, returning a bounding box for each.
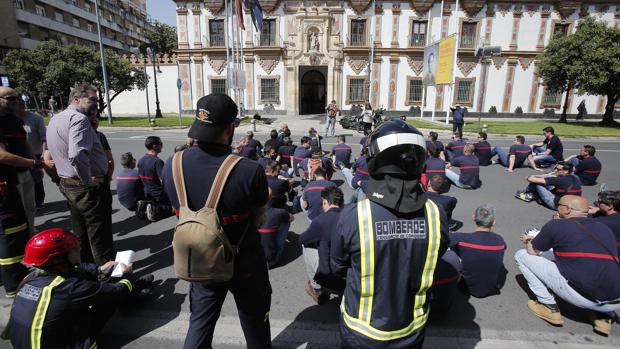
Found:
[516,195,620,336]
[0,87,52,296]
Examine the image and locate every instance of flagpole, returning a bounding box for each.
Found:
[446,0,459,126]
[239,1,245,112]
[420,7,431,120]
[225,0,231,96]
[432,0,444,122]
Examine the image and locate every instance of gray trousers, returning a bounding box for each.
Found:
[302,245,321,290]
[16,170,35,236]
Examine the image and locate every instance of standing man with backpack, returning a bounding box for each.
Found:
[162,94,272,349]
[325,100,339,137]
[450,104,465,135]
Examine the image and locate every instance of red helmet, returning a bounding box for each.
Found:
[23,228,80,267]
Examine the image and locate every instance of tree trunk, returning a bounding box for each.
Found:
[559,84,571,124]
[601,94,618,126]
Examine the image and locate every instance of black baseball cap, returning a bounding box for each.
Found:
[188,93,238,142]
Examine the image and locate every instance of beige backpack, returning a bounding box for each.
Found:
[171,151,244,283]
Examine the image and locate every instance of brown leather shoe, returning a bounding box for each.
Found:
[527,300,564,326]
[590,312,612,336]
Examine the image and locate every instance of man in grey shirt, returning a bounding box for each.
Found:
[17,101,47,209]
[47,84,113,265]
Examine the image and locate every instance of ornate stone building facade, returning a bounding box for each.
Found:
[126,1,618,116]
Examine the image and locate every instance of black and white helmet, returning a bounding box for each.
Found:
[367,119,427,178]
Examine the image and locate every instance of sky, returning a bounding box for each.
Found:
[147,0,177,27]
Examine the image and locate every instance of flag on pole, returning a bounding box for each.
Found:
[244,0,263,32]
[236,0,245,30]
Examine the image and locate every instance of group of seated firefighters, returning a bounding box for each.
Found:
[113,123,619,334]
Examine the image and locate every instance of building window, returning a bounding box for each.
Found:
[36,5,46,17]
[55,11,63,22]
[211,79,226,94]
[553,23,570,38]
[542,89,562,108]
[72,17,80,27]
[410,21,427,47]
[15,0,24,10]
[260,19,277,46]
[348,78,368,103]
[87,23,93,32]
[454,78,475,106]
[406,78,423,105]
[460,22,477,49]
[85,3,91,12]
[260,78,280,103]
[209,19,225,47]
[350,19,366,46]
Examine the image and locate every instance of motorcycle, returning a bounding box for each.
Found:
[339,114,365,132]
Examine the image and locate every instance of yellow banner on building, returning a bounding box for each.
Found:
[435,35,455,85]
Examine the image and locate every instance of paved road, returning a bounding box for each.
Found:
[1,128,619,349]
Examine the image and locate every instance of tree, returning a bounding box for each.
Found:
[140,21,178,57]
[539,17,620,125]
[3,41,146,115]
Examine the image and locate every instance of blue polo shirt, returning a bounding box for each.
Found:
[332,143,352,167]
[532,217,620,301]
[426,140,444,154]
[446,139,467,159]
[425,191,457,221]
[162,144,269,259]
[115,168,144,211]
[302,179,336,220]
[259,207,290,264]
[474,141,493,166]
[574,156,602,186]
[299,157,334,180]
[594,214,620,255]
[544,175,582,204]
[267,175,290,208]
[351,156,369,189]
[277,144,296,166]
[300,207,343,287]
[138,154,166,201]
[543,135,563,161]
[509,144,532,167]
[293,147,311,171]
[425,157,446,179]
[451,155,481,189]
[450,231,507,298]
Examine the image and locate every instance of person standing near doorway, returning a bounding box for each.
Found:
[361,103,373,136]
[325,100,339,137]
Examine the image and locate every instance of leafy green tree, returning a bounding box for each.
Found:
[3,41,146,115]
[140,21,178,57]
[539,17,620,125]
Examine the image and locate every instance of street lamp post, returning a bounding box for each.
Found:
[146,47,163,118]
[143,56,151,124]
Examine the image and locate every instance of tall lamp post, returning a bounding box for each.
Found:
[143,56,152,124]
[94,0,113,124]
[146,47,163,118]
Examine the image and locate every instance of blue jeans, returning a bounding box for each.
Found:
[325,116,336,136]
[527,183,557,210]
[515,249,620,313]
[445,168,469,189]
[567,158,580,167]
[492,146,509,167]
[342,168,355,189]
[533,154,557,167]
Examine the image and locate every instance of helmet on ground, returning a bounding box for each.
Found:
[23,228,80,267]
[367,119,427,178]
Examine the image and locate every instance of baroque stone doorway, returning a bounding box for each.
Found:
[299,66,327,115]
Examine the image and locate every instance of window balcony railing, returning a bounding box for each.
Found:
[410,33,426,47]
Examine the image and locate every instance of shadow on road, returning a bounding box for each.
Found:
[115,228,174,276]
[271,231,303,269]
[427,289,482,348]
[112,215,151,237]
[99,278,186,349]
[272,297,340,348]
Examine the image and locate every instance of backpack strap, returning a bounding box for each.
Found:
[206,155,243,209]
[172,151,189,208]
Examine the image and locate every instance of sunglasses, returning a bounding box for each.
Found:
[0,95,19,101]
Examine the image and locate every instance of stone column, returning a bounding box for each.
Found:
[391,4,401,47]
[388,57,399,110]
[192,9,202,49]
[371,60,381,109]
[374,4,383,47]
[245,57,255,110]
[509,7,522,50]
[178,60,193,109]
[528,62,540,112]
[177,8,189,49]
[502,60,517,112]
[537,7,550,51]
[286,66,297,116]
[194,58,204,98]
